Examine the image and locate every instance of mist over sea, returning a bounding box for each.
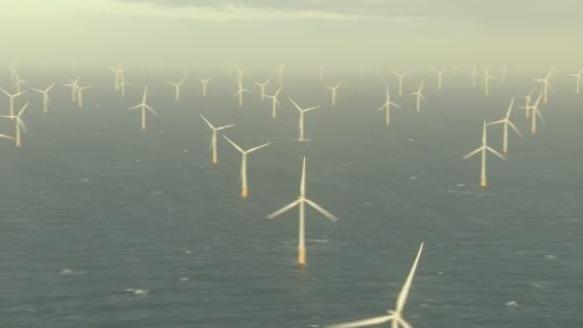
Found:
[0,69,581,327]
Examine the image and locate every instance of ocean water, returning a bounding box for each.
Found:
[0,69,581,327]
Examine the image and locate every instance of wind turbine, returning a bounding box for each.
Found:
[0,88,26,117]
[223,136,270,199]
[276,65,285,85]
[76,85,91,109]
[200,77,212,98]
[288,97,320,142]
[486,98,522,154]
[409,81,426,112]
[472,64,480,87]
[535,69,553,103]
[267,157,338,266]
[327,243,424,328]
[325,81,343,107]
[378,86,400,126]
[129,86,157,132]
[521,88,536,119]
[64,76,81,102]
[234,82,251,108]
[392,71,409,96]
[266,85,284,119]
[524,94,544,135]
[463,121,506,188]
[169,79,185,103]
[482,66,495,96]
[32,83,55,113]
[14,75,28,94]
[119,78,130,97]
[569,67,583,95]
[200,115,235,165]
[433,68,447,90]
[255,80,270,100]
[1,102,29,147]
[107,64,126,91]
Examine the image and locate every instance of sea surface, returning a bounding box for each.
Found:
[0,69,581,327]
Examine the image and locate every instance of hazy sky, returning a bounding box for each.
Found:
[0,0,581,67]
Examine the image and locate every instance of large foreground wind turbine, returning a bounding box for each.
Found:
[463,121,506,188]
[289,97,320,142]
[32,83,55,113]
[223,136,270,198]
[200,115,235,165]
[486,98,522,155]
[267,157,338,266]
[327,243,425,328]
[129,86,156,132]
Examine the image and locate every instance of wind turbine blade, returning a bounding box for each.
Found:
[18,119,28,134]
[507,121,522,137]
[486,120,504,126]
[0,88,10,97]
[305,199,338,222]
[223,136,244,153]
[535,109,545,122]
[247,142,271,153]
[129,104,142,111]
[0,133,14,140]
[395,243,424,313]
[216,124,235,131]
[288,97,303,111]
[463,147,483,159]
[200,115,214,129]
[486,146,506,159]
[266,200,301,219]
[303,106,321,112]
[18,102,29,116]
[146,105,157,115]
[326,315,393,328]
[398,318,414,328]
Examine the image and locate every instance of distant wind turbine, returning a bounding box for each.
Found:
[486,98,522,154]
[289,97,320,142]
[129,86,157,132]
[255,80,270,101]
[410,81,426,112]
[433,68,447,90]
[32,83,55,113]
[482,66,495,96]
[524,93,545,135]
[378,85,400,126]
[569,67,583,95]
[234,82,251,108]
[392,71,409,96]
[1,101,29,147]
[200,115,235,165]
[0,88,26,117]
[276,65,285,85]
[76,85,91,109]
[327,243,425,328]
[200,77,212,98]
[169,79,185,103]
[267,157,338,266]
[463,121,506,188]
[266,85,284,119]
[535,69,553,103]
[64,76,81,102]
[325,81,343,107]
[223,136,270,199]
